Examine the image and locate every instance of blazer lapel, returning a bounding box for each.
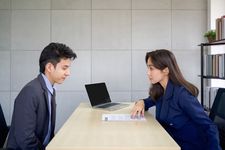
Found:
[38,74,50,112]
[38,74,56,138]
[159,80,174,121]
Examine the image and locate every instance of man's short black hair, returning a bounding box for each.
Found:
[39,42,77,73]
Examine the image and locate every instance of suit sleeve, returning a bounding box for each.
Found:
[178,88,221,150]
[143,97,156,111]
[13,86,43,150]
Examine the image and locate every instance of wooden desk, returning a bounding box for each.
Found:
[46,103,180,150]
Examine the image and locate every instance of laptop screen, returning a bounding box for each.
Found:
[85,82,111,106]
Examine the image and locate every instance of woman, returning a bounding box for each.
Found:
[131,49,221,150]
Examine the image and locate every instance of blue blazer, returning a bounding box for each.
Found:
[7,74,56,150]
[144,80,221,150]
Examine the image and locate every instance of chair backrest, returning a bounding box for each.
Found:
[209,88,225,150]
[0,103,9,148]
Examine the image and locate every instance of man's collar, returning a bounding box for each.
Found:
[41,73,55,95]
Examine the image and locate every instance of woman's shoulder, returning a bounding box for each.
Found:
[173,84,192,98]
[174,84,185,91]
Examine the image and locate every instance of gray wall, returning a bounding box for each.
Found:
[0,0,207,131]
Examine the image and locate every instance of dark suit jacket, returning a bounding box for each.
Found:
[7,74,56,150]
[144,80,221,150]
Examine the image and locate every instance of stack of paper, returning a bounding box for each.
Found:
[102,114,146,121]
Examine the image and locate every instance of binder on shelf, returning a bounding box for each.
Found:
[204,54,225,78]
[216,18,221,40]
[203,87,219,110]
[204,86,210,111]
[215,15,225,40]
[224,54,225,77]
[218,54,223,77]
[222,15,225,39]
[199,39,225,110]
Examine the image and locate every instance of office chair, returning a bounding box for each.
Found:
[0,103,9,148]
[209,88,225,150]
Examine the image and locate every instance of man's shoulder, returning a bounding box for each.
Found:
[21,75,44,94]
[25,76,40,87]
[15,75,45,104]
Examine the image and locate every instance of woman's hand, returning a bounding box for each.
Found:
[131,100,145,118]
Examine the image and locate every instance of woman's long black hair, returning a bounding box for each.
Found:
[146,49,199,101]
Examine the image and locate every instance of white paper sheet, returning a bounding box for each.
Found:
[102,114,146,121]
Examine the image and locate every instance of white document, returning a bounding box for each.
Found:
[102,114,146,121]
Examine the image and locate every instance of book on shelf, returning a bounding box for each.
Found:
[215,15,225,40]
[216,18,221,40]
[222,15,225,40]
[204,54,225,78]
[218,54,223,77]
[203,87,219,111]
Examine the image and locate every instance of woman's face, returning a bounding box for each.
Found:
[146,58,169,89]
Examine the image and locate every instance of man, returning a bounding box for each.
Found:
[7,42,77,150]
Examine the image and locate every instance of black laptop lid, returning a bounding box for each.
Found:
[85,82,111,106]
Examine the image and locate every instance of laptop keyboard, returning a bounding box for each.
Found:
[98,103,119,108]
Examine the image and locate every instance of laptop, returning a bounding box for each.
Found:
[85,82,129,111]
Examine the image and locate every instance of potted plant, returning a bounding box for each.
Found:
[204,30,216,43]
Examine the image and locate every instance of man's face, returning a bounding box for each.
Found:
[47,58,72,85]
